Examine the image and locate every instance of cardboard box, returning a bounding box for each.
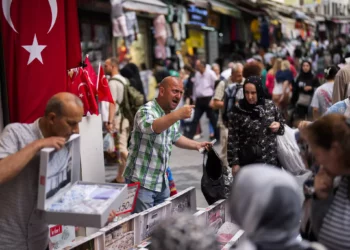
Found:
[137,201,171,243]
[193,209,207,225]
[66,231,105,250]
[165,187,197,215]
[206,199,227,234]
[100,214,140,250]
[37,134,127,228]
[48,224,76,250]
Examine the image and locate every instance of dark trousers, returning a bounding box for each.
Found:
[189,96,218,140]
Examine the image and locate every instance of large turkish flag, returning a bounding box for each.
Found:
[0,0,81,123]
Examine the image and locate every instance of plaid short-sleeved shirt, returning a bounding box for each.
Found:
[124,100,182,192]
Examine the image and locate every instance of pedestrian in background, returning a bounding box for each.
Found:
[188,60,219,140]
[310,65,339,120]
[227,76,285,176]
[292,60,320,123]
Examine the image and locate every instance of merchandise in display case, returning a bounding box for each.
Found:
[37,134,127,228]
[101,214,140,250]
[206,200,227,234]
[138,202,171,242]
[114,183,140,216]
[48,225,75,250]
[67,231,104,250]
[165,187,196,215]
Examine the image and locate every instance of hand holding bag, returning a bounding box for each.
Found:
[201,148,232,205]
[297,93,312,107]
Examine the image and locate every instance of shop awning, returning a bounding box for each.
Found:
[186,0,208,9]
[209,0,241,18]
[123,0,168,15]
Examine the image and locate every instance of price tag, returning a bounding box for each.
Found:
[114,182,140,216]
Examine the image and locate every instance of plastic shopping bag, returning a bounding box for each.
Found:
[103,133,115,152]
[103,132,121,165]
[277,125,308,175]
[201,149,232,205]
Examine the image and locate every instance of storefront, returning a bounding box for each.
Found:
[77,0,168,70]
[185,4,210,64]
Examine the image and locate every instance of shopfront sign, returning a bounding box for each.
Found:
[188,5,208,27]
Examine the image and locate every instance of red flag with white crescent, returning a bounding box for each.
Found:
[68,68,99,116]
[84,55,97,95]
[0,0,81,123]
[97,66,114,104]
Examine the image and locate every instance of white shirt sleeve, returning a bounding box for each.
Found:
[310,88,320,109]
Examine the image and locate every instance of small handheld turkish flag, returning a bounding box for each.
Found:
[97,66,114,104]
[68,68,99,116]
[0,0,82,123]
[84,55,97,95]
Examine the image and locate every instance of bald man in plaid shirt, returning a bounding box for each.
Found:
[124,77,212,213]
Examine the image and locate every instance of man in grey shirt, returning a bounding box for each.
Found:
[0,92,84,250]
[105,57,129,183]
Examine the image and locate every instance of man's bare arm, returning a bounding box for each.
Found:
[152,105,194,134]
[0,137,65,185]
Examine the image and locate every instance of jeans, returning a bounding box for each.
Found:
[130,180,170,213]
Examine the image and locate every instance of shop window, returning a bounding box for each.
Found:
[81,23,112,72]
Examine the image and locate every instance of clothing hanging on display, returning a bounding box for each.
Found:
[154,15,167,40]
[112,15,129,37]
[178,6,188,40]
[125,12,139,47]
[111,0,128,38]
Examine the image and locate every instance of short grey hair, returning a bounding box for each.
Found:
[232,63,243,73]
[212,63,220,69]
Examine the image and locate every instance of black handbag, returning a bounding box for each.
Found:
[201,148,232,205]
[238,117,266,166]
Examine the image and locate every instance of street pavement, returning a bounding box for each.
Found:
[106,117,311,209]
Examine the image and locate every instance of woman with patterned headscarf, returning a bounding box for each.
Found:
[229,165,326,250]
[227,76,285,176]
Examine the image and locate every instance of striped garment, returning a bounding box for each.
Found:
[318,177,350,250]
[124,99,182,192]
[166,167,178,196]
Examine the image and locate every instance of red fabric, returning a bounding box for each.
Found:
[290,64,297,78]
[0,0,81,123]
[84,55,97,91]
[68,68,99,115]
[97,66,114,103]
[266,72,275,95]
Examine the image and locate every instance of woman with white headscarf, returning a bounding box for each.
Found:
[229,165,326,250]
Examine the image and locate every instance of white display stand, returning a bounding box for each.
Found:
[221,230,245,250]
[79,114,105,183]
[37,134,128,228]
[100,214,141,250]
[67,231,105,250]
[48,224,75,250]
[79,115,105,235]
[165,187,197,215]
[138,201,171,244]
[206,199,227,234]
[193,209,207,225]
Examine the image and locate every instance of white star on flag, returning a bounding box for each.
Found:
[79,93,84,98]
[22,34,47,65]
